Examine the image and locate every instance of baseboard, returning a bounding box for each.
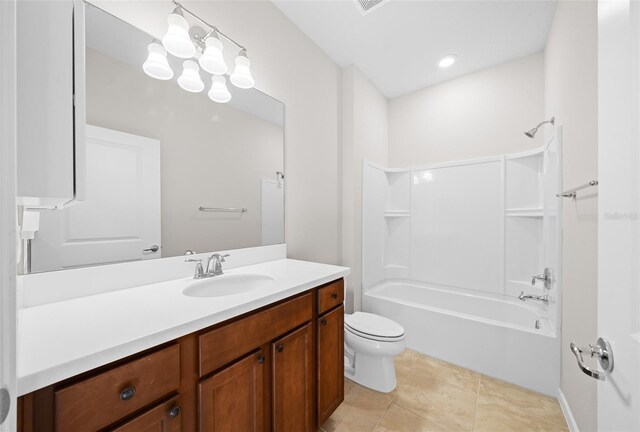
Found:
[558,389,580,432]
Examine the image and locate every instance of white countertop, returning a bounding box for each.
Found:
[17,258,350,396]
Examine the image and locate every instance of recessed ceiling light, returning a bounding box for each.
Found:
[438,55,458,68]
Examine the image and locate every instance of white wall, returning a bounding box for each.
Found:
[341,66,388,312]
[90,0,342,265]
[545,2,598,430]
[388,53,545,167]
[86,48,283,257]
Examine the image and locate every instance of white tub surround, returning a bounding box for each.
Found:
[361,131,562,395]
[17,255,350,396]
[364,280,559,396]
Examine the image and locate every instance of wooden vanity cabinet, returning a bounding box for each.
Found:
[272,324,314,432]
[317,304,345,426]
[18,278,345,432]
[198,350,265,432]
[110,396,182,432]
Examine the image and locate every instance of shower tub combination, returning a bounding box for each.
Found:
[361,132,562,396]
[363,279,559,396]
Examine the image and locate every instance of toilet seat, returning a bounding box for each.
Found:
[345,312,405,342]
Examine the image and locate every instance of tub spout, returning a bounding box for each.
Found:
[518,291,549,305]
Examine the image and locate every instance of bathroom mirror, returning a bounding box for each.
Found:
[28,2,284,273]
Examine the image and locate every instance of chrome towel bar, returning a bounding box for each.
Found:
[557,180,598,198]
[199,207,247,213]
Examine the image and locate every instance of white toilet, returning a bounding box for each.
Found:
[344,312,406,393]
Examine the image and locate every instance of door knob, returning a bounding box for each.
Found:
[570,337,613,381]
[143,245,159,253]
[0,388,9,425]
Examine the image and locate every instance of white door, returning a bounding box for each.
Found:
[0,0,18,429]
[31,125,161,271]
[597,1,640,430]
[261,178,285,245]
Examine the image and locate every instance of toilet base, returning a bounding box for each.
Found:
[344,352,398,393]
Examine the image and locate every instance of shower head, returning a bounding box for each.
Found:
[524,116,555,138]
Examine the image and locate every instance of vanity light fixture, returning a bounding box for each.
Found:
[162,7,196,58]
[199,31,227,75]
[178,60,205,93]
[208,75,232,103]
[230,50,255,89]
[143,42,174,80]
[438,54,458,68]
[143,0,256,103]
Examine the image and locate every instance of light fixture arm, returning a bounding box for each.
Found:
[172,0,247,52]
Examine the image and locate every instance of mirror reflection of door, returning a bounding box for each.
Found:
[31,125,161,272]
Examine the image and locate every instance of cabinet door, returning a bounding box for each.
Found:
[198,351,264,432]
[16,0,85,208]
[272,323,313,432]
[110,396,181,432]
[317,305,344,426]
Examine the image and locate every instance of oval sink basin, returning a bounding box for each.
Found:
[183,273,275,298]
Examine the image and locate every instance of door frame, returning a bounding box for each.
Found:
[0,0,19,429]
[597,0,640,430]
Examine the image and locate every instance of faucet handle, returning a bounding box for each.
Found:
[212,253,230,262]
[185,258,205,279]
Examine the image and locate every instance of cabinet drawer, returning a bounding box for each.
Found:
[199,292,312,376]
[318,279,344,315]
[55,344,180,432]
[110,395,182,432]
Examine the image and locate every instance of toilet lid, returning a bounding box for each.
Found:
[345,312,405,339]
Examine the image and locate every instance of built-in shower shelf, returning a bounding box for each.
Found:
[383,264,409,278]
[384,264,408,270]
[505,207,544,217]
[384,210,410,218]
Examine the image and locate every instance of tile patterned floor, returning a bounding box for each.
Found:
[321,349,569,432]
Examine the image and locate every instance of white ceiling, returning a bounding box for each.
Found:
[272,0,557,98]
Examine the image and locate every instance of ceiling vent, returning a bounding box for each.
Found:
[355,0,390,16]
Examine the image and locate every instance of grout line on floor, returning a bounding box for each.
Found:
[472,374,483,431]
[372,388,399,431]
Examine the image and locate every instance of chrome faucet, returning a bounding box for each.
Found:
[531,267,553,289]
[206,254,229,276]
[185,253,230,279]
[518,291,549,305]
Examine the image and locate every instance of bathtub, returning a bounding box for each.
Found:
[362,279,560,396]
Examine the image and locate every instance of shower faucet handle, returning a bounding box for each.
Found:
[531,267,553,289]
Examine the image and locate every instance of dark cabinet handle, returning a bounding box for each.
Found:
[331,293,338,299]
[258,354,265,364]
[321,319,328,326]
[168,406,181,418]
[120,386,136,401]
[276,344,284,353]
